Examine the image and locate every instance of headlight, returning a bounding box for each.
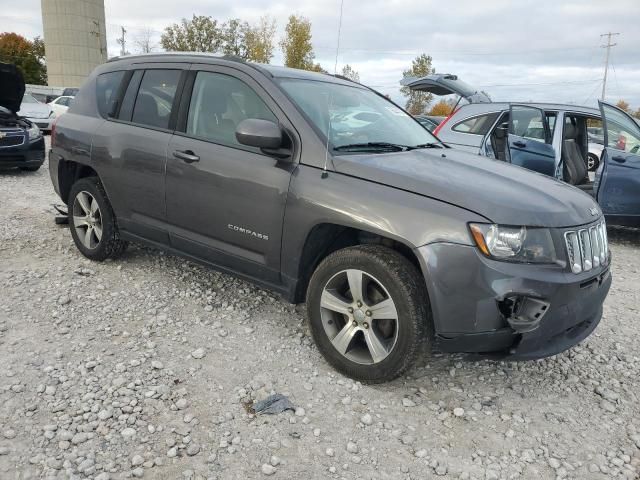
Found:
[469,223,557,264]
[27,124,42,140]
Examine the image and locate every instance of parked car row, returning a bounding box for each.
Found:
[405,73,639,227]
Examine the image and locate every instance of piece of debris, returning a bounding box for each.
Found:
[251,394,295,415]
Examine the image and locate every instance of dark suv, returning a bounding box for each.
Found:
[49,53,611,382]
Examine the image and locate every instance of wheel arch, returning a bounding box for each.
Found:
[57,160,100,205]
[290,222,425,304]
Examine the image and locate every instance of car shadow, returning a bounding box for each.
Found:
[607,226,640,247]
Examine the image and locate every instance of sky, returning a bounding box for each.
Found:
[3,0,639,109]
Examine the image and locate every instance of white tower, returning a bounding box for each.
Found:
[41,0,108,87]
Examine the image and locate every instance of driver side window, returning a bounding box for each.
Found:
[186,72,277,148]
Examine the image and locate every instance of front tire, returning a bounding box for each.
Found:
[588,153,600,171]
[68,177,128,261]
[306,245,431,383]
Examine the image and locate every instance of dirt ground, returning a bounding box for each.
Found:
[1,144,639,480]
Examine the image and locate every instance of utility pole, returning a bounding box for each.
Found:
[600,32,619,101]
[117,26,127,57]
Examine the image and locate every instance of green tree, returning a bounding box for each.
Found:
[341,64,360,82]
[0,33,47,84]
[220,18,249,57]
[244,16,277,63]
[160,15,223,52]
[400,53,434,115]
[280,15,316,70]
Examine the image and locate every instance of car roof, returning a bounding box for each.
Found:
[105,52,357,87]
[455,101,600,116]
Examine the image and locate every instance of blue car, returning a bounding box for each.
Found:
[404,74,640,227]
[595,101,640,227]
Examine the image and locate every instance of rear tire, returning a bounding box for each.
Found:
[68,177,128,261]
[306,245,431,383]
[588,153,600,171]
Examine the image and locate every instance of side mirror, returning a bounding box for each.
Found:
[235,119,283,149]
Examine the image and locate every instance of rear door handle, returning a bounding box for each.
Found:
[611,155,627,163]
[512,140,527,148]
[173,150,200,163]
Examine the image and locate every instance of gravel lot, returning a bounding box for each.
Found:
[1,145,640,480]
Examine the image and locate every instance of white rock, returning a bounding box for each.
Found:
[191,348,206,359]
[402,398,416,407]
[346,441,358,453]
[261,463,277,475]
[453,408,465,417]
[151,360,163,369]
[360,413,373,425]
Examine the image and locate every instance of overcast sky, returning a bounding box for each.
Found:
[3,0,639,108]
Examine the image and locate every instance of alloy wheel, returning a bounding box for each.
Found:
[72,191,103,250]
[319,269,399,365]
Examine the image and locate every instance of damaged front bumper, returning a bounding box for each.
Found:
[416,242,611,359]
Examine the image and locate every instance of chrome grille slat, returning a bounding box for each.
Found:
[564,220,608,274]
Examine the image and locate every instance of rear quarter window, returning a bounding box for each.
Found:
[96,71,126,118]
[452,112,500,135]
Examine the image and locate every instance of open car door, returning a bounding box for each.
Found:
[596,101,640,226]
[401,74,491,104]
[506,105,556,176]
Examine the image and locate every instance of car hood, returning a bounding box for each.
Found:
[333,149,600,228]
[18,102,51,118]
[0,63,25,114]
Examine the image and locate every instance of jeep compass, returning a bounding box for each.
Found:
[49,53,611,382]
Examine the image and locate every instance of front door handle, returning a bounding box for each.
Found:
[512,140,527,148]
[173,150,200,163]
[611,155,627,163]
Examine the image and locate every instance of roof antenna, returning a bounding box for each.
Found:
[322,0,345,179]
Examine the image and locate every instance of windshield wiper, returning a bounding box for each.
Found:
[412,142,445,149]
[334,142,412,152]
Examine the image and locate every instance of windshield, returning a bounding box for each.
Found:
[22,94,40,104]
[278,79,439,150]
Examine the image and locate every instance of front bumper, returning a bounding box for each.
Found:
[0,136,46,168]
[26,116,54,131]
[416,242,611,359]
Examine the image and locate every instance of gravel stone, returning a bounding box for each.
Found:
[261,463,277,475]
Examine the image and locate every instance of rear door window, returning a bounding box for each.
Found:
[96,71,125,118]
[131,69,181,130]
[452,112,500,135]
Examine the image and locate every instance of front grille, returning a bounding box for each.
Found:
[564,220,608,274]
[0,134,25,148]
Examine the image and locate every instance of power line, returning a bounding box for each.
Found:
[600,32,619,100]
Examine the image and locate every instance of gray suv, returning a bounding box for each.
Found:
[49,53,611,382]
